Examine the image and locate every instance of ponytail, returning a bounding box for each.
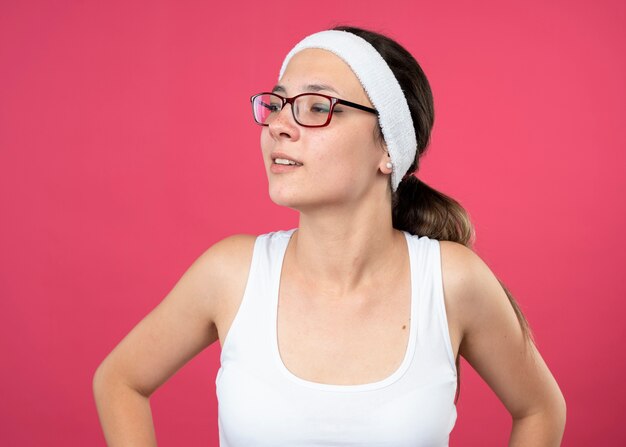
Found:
[392,176,475,246]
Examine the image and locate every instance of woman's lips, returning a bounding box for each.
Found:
[270,162,303,174]
[270,153,303,174]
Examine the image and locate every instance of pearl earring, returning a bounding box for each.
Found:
[386,162,393,169]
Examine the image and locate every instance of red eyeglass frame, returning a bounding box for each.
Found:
[250,92,379,128]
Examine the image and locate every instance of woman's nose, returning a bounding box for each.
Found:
[268,103,300,140]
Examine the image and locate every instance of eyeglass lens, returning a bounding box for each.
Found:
[253,94,332,126]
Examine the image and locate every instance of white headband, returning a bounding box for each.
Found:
[278,30,417,192]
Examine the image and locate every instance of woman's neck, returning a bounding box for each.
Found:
[288,203,405,297]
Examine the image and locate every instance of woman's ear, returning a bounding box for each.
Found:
[379,151,393,175]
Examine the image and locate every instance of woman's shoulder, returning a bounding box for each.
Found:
[438,240,480,282]
[198,229,294,276]
[209,233,258,251]
[438,239,512,335]
[438,240,501,297]
[190,234,257,321]
[198,234,258,278]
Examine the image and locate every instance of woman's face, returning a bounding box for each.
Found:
[260,48,390,211]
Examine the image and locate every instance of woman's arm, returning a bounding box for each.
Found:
[440,241,566,446]
[92,234,255,446]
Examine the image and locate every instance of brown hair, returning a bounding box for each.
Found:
[333,25,535,402]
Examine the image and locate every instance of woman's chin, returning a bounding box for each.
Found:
[268,187,323,211]
[267,182,354,210]
[268,190,303,209]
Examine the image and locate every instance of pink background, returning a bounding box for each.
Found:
[1,0,624,445]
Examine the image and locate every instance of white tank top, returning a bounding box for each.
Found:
[215,229,457,446]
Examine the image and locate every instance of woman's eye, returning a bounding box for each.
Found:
[310,104,330,113]
[268,103,281,112]
[261,101,281,112]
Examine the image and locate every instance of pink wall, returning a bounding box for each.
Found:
[1,0,624,445]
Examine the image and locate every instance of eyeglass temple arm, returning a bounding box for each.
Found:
[336,98,378,115]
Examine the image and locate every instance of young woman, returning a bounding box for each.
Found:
[93,26,566,446]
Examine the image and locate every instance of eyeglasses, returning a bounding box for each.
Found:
[250,92,378,128]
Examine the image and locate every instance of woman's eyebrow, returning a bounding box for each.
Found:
[272,84,340,95]
[304,83,340,94]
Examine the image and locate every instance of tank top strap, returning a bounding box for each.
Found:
[217,229,296,378]
[404,233,457,373]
